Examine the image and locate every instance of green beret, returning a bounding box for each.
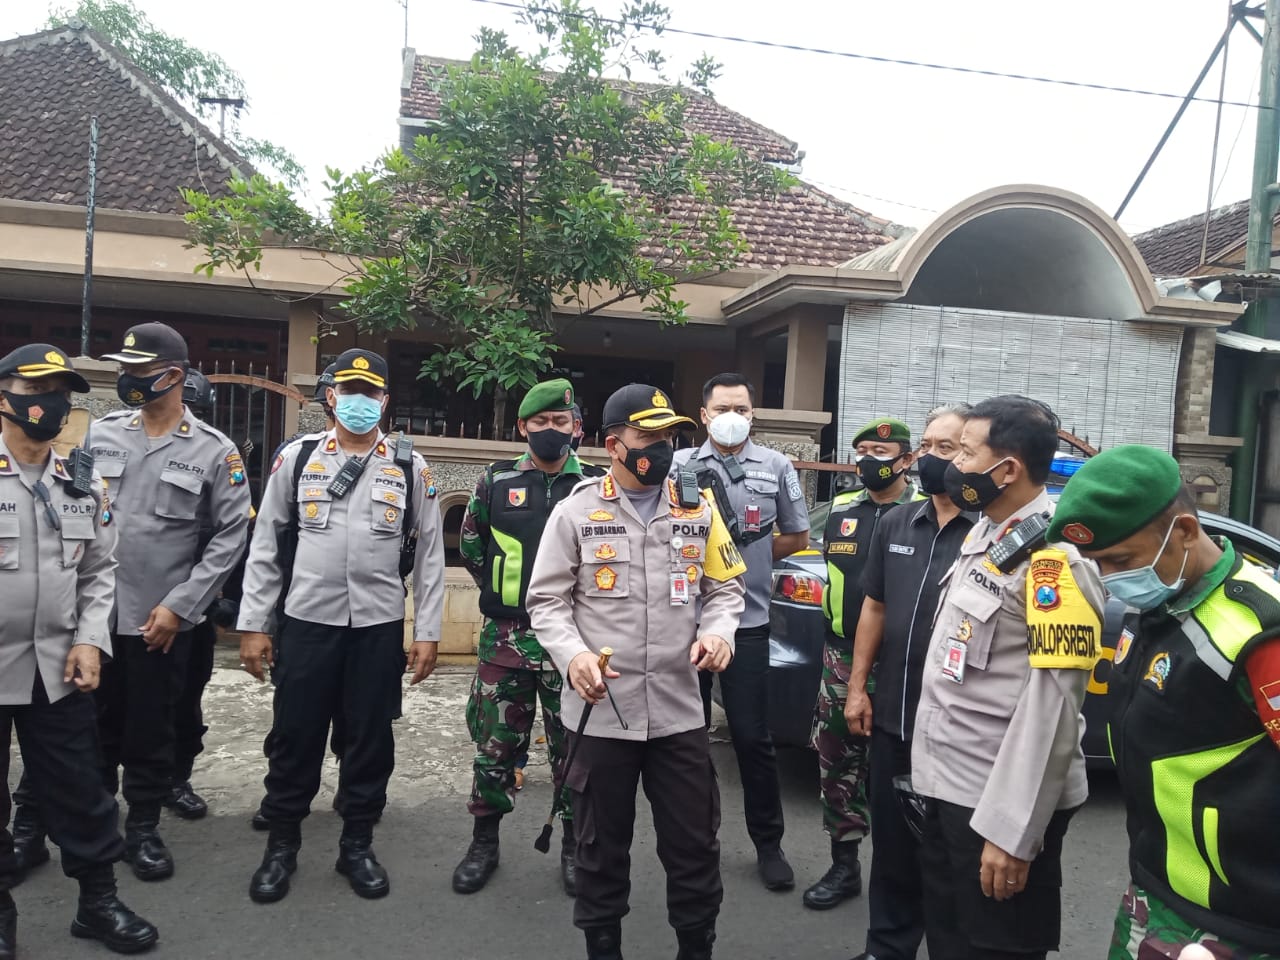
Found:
[852,417,911,446]
[518,378,575,419]
[1047,445,1184,550]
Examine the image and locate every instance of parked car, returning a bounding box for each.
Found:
[760,460,1280,763]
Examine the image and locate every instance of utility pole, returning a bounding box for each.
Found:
[80,116,98,358]
[1233,0,1280,520]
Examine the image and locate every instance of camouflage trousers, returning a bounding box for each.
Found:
[810,642,870,841]
[1108,884,1278,959]
[466,658,570,821]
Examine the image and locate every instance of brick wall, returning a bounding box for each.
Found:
[1174,327,1216,436]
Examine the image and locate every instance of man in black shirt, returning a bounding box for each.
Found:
[844,402,974,960]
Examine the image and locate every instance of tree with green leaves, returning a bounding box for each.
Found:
[182,0,796,432]
[49,0,305,187]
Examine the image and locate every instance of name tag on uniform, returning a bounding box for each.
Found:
[942,639,967,683]
[670,571,690,605]
[889,543,915,556]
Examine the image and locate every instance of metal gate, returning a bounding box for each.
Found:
[196,363,305,504]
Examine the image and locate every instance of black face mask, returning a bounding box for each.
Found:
[915,453,952,496]
[944,459,1010,511]
[1,391,72,442]
[528,427,573,463]
[618,438,674,486]
[856,454,904,492]
[117,369,181,408]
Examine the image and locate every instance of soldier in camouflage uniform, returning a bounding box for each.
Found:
[452,379,604,897]
[805,417,923,912]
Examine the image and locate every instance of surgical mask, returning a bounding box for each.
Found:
[618,438,674,486]
[857,453,904,492]
[528,426,573,462]
[707,411,751,448]
[333,392,384,435]
[116,368,181,408]
[944,458,1011,511]
[1,390,72,442]
[1101,517,1190,611]
[915,453,952,496]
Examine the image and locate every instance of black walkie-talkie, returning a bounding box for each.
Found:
[723,455,746,484]
[677,468,701,509]
[67,447,95,498]
[985,512,1051,574]
[327,455,367,499]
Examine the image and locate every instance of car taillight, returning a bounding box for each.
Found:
[777,573,823,606]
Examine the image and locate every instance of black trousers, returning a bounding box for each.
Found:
[918,798,1076,960]
[568,728,722,933]
[866,728,925,960]
[0,680,124,890]
[98,631,193,808]
[174,619,217,783]
[697,624,783,851]
[260,618,405,825]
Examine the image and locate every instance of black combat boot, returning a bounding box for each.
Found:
[561,820,577,896]
[123,805,174,882]
[335,820,389,899]
[70,864,159,954]
[451,814,500,894]
[11,804,50,882]
[801,840,862,910]
[162,781,208,820]
[675,924,716,960]
[0,891,15,960]
[249,822,300,904]
[583,921,623,960]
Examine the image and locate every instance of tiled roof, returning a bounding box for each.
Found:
[0,26,250,214]
[401,54,900,269]
[1131,199,1262,277]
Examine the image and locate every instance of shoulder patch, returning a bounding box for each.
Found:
[225,451,247,486]
[420,465,437,497]
[1025,549,1101,670]
[99,493,113,527]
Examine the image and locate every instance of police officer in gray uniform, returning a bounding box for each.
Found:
[236,347,445,904]
[90,322,250,880]
[671,373,810,891]
[0,343,158,957]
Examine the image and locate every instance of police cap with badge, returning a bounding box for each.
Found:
[602,383,696,433]
[102,321,189,365]
[330,348,388,390]
[0,343,95,495]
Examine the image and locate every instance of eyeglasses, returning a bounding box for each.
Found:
[32,480,61,531]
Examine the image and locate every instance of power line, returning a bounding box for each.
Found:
[802,178,939,216]
[465,0,1268,110]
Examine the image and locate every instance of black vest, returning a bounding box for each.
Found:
[478,458,605,622]
[1108,550,1280,952]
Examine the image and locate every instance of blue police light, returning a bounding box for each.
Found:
[1051,454,1086,477]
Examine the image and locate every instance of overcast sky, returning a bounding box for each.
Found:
[5,0,1270,235]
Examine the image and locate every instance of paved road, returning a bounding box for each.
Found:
[8,661,1130,959]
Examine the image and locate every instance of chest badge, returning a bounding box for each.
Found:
[1143,651,1172,691]
[384,507,399,523]
[594,565,618,591]
[589,509,614,522]
[1114,627,1135,665]
[840,518,857,537]
[594,543,617,561]
[957,618,973,644]
[509,488,528,507]
[686,564,699,584]
[304,502,319,519]
[681,543,701,560]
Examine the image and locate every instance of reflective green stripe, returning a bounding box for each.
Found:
[1152,734,1263,906]
[491,527,525,608]
[1195,584,1263,664]
[826,563,845,637]
[1203,806,1228,887]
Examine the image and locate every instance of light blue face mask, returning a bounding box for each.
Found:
[333,392,384,435]
[1101,516,1189,611]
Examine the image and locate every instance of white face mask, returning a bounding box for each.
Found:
[708,410,751,447]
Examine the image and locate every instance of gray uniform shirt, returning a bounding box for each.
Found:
[528,472,746,741]
[0,438,116,705]
[236,431,445,642]
[672,438,809,628]
[89,408,250,634]
[911,489,1105,860]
